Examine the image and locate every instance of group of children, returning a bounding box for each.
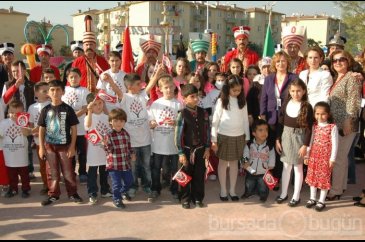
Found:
[0,51,340,212]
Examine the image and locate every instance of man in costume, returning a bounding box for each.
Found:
[30,44,61,83]
[282,25,307,74]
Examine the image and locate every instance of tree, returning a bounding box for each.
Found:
[59,45,72,57]
[248,42,263,57]
[307,38,322,47]
[334,1,365,54]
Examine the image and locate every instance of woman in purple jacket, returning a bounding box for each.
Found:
[260,51,298,189]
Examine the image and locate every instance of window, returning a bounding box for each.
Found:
[157,18,160,25]
[218,11,222,17]
[209,10,211,17]
[258,26,261,32]
[217,23,220,30]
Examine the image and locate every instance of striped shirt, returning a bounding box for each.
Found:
[104,129,133,171]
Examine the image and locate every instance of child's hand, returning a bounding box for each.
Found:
[87,102,94,113]
[275,140,283,155]
[102,73,113,83]
[211,142,218,153]
[15,77,25,88]
[304,158,309,165]
[203,148,210,160]
[298,145,307,158]
[150,120,158,129]
[67,146,76,158]
[165,119,176,126]
[131,154,136,162]
[179,154,188,166]
[329,161,335,171]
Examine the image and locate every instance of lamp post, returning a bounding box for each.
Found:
[160,1,171,55]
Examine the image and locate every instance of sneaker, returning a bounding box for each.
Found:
[40,188,49,196]
[41,196,59,206]
[143,187,152,194]
[69,193,83,204]
[29,173,36,181]
[4,190,18,198]
[148,191,159,202]
[22,191,30,198]
[1,185,9,197]
[122,193,132,201]
[208,174,217,181]
[182,202,190,209]
[79,175,88,184]
[127,188,136,198]
[113,199,126,209]
[89,196,98,205]
[195,201,204,208]
[101,192,112,198]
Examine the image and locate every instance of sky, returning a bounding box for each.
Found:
[1,1,342,26]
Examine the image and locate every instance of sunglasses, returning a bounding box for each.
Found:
[333,57,348,64]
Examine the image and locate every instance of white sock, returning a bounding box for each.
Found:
[292,164,303,201]
[218,160,228,196]
[310,186,317,201]
[229,160,238,196]
[319,189,328,204]
[280,162,293,199]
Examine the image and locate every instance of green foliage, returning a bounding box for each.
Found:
[308,38,322,47]
[59,45,72,57]
[334,1,365,54]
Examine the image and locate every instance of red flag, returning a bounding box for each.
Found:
[121,26,134,73]
[263,170,278,190]
[173,168,192,187]
[16,112,30,127]
[85,129,102,144]
[205,160,214,181]
[162,54,172,74]
[96,89,117,104]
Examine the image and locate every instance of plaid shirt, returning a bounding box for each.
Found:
[104,129,134,171]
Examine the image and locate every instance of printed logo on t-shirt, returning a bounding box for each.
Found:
[5,123,21,143]
[45,110,67,144]
[130,99,143,118]
[64,91,79,109]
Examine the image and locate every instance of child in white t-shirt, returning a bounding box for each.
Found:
[96,51,126,112]
[28,82,50,195]
[148,75,182,201]
[62,67,90,183]
[0,100,32,198]
[84,93,112,205]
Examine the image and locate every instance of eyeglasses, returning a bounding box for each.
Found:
[333,57,348,64]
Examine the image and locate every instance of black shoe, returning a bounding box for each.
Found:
[229,194,239,202]
[122,193,132,201]
[305,199,317,208]
[288,199,301,207]
[69,193,83,204]
[22,191,30,198]
[113,199,126,209]
[325,195,341,201]
[219,195,229,202]
[259,197,267,203]
[196,201,204,208]
[41,196,59,206]
[315,202,326,211]
[4,190,18,198]
[276,195,288,204]
[182,202,190,209]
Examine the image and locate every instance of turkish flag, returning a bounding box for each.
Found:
[121,26,134,73]
[85,129,102,144]
[96,89,117,104]
[173,168,192,187]
[162,54,172,74]
[263,170,278,190]
[16,112,30,127]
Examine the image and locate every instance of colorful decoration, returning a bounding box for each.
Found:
[211,33,217,62]
[24,21,69,46]
[20,43,37,69]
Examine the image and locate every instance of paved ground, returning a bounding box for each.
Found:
[1,161,365,240]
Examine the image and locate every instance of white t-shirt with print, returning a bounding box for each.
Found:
[148,97,182,155]
[28,101,51,145]
[62,86,90,135]
[84,113,111,166]
[0,119,28,167]
[120,90,151,147]
[96,69,127,112]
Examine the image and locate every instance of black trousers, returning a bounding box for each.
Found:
[179,147,206,204]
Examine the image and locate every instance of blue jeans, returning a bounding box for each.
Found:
[131,145,152,189]
[151,153,178,194]
[87,165,110,197]
[244,173,269,200]
[348,133,359,183]
[109,170,133,201]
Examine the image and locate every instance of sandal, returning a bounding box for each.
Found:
[305,199,317,209]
